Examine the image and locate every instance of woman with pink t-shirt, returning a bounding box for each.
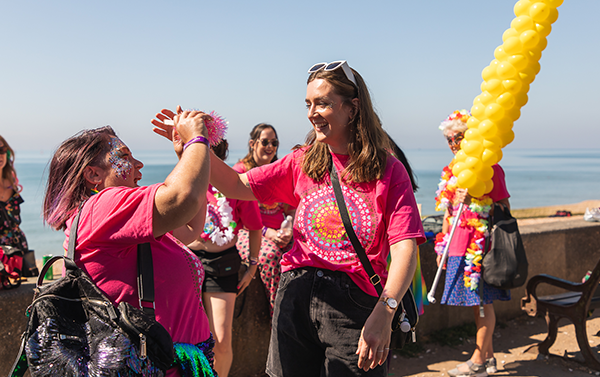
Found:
[234,123,295,317]
[43,109,216,377]
[177,61,425,376]
[435,110,510,377]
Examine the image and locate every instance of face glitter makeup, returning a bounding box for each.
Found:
[108,137,132,180]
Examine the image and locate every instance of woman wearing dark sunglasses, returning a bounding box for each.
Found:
[154,61,425,376]
[234,123,296,317]
[0,136,31,268]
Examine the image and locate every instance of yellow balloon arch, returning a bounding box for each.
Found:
[453,0,564,198]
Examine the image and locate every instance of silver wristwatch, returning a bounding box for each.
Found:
[379,296,398,310]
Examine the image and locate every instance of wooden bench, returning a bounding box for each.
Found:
[521,257,600,370]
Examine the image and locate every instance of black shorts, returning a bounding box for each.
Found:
[192,246,241,293]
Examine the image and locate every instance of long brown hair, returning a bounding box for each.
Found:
[0,135,21,193]
[43,126,115,230]
[302,66,390,183]
[240,123,279,171]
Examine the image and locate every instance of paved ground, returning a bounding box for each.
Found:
[389,312,600,377]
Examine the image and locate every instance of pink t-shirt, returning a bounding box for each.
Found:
[233,161,291,229]
[64,184,210,377]
[201,183,263,242]
[247,147,425,296]
[447,164,511,257]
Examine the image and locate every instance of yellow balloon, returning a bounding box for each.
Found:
[481,65,498,81]
[507,54,529,71]
[535,37,548,53]
[519,67,536,84]
[497,92,516,109]
[511,15,535,33]
[457,169,478,188]
[465,128,484,142]
[543,0,563,9]
[478,120,499,139]
[497,61,518,79]
[466,116,480,129]
[502,28,520,42]
[479,91,495,105]
[468,180,486,198]
[505,106,521,122]
[454,150,468,162]
[503,37,524,55]
[452,162,466,176]
[462,139,484,157]
[535,22,552,38]
[514,0,534,17]
[520,29,541,49]
[471,103,486,118]
[546,7,559,23]
[500,130,515,146]
[481,149,500,165]
[502,79,523,94]
[479,165,495,181]
[528,48,543,62]
[529,2,550,22]
[483,136,503,150]
[484,179,495,195]
[494,46,509,61]
[465,156,483,173]
[514,91,528,107]
[483,79,503,96]
[485,103,506,122]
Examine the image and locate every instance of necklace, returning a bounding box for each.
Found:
[434,160,493,291]
[203,187,237,246]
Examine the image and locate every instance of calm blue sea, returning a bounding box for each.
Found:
[13,148,600,257]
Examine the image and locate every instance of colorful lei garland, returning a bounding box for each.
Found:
[203,187,237,246]
[434,160,493,291]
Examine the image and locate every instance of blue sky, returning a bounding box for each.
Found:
[1,1,598,155]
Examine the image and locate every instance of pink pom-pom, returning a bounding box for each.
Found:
[205,111,228,146]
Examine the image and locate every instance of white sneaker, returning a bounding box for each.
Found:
[485,357,497,374]
[584,207,600,222]
[448,360,488,377]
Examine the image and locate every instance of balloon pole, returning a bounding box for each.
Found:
[427,203,465,304]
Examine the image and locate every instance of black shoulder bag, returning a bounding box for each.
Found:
[9,203,174,377]
[482,203,528,289]
[330,167,418,350]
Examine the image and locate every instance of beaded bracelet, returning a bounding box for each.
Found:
[183,136,209,151]
[262,227,268,236]
[249,257,258,266]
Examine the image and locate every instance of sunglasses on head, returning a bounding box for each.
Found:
[0,146,7,154]
[259,139,279,147]
[308,60,358,87]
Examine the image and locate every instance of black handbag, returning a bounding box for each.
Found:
[9,203,174,376]
[482,203,528,289]
[330,167,418,350]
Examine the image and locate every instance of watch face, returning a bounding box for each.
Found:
[387,298,398,309]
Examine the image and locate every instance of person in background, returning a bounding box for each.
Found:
[183,139,262,377]
[435,110,511,377]
[164,60,426,376]
[234,123,295,317]
[0,136,28,251]
[44,109,216,377]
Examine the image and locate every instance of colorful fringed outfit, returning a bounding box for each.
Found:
[0,192,29,251]
[434,162,511,306]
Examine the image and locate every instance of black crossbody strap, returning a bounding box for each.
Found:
[330,167,383,296]
[137,242,155,316]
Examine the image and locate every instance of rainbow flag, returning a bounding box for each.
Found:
[387,247,428,315]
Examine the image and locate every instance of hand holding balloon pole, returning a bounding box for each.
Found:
[427,203,465,304]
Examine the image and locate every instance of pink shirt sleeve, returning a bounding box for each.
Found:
[489,164,510,202]
[247,150,300,207]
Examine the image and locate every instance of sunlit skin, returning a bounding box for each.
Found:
[305,79,357,155]
[250,128,278,167]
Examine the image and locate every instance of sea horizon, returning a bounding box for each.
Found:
[12,147,600,257]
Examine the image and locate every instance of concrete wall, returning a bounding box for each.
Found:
[1,218,599,376]
[417,218,600,335]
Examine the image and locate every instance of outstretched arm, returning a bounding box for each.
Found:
[209,151,257,201]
